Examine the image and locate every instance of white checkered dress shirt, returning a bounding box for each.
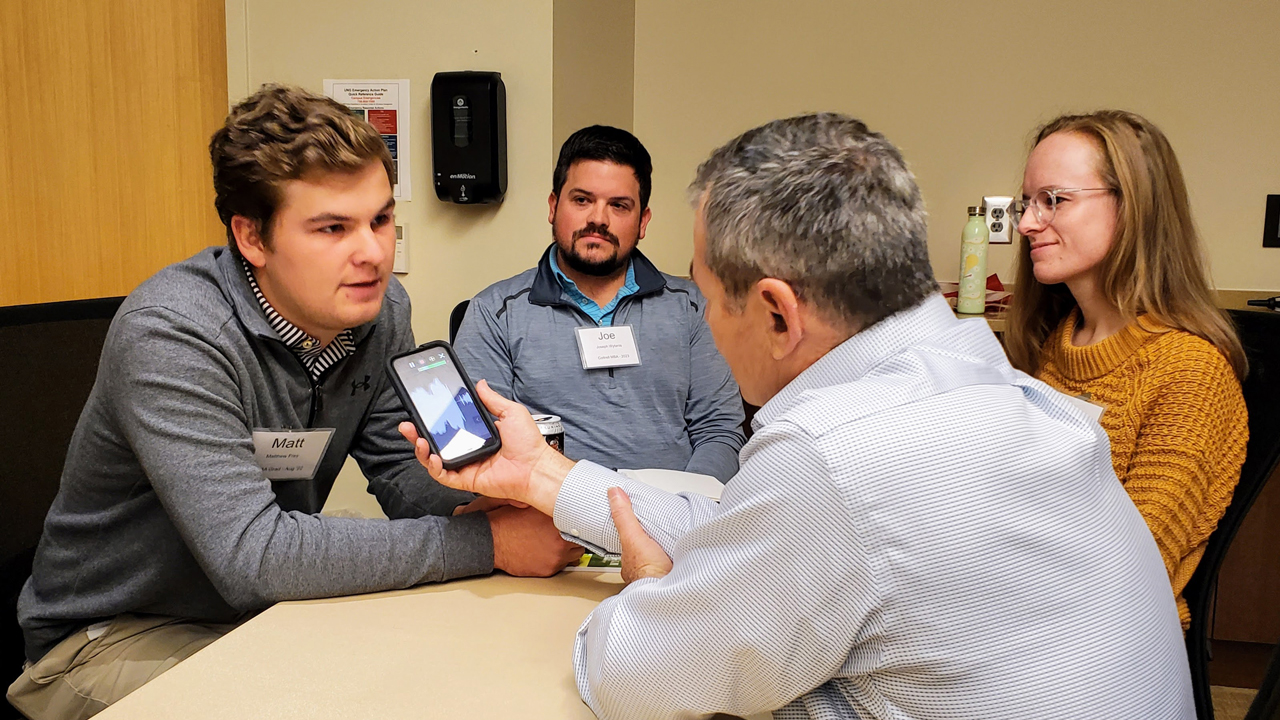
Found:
[553,295,1192,720]
[241,259,356,380]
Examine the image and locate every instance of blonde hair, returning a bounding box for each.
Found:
[1005,110,1246,380]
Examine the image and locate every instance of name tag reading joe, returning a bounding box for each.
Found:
[574,325,642,370]
[251,429,335,480]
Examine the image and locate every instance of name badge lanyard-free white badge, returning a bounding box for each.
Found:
[574,324,642,370]
[251,428,336,480]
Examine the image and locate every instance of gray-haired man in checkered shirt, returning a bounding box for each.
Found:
[403,113,1193,720]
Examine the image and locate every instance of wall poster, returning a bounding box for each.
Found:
[323,79,411,201]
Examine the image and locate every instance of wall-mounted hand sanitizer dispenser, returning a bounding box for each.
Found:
[431,71,506,204]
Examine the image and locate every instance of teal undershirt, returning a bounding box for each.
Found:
[549,250,639,327]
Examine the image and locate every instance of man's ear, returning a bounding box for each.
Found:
[637,206,652,240]
[755,278,804,360]
[231,216,268,268]
[547,192,559,226]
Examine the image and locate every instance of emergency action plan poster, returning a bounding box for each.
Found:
[323,79,412,201]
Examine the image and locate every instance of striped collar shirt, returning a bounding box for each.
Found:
[552,294,1192,719]
[240,259,356,381]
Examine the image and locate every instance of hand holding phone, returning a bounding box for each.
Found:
[398,378,576,516]
[387,340,501,470]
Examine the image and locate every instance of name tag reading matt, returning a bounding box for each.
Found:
[252,428,335,480]
[574,325,641,370]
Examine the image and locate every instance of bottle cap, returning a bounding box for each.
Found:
[968,205,984,215]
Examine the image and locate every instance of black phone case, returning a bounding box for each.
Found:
[385,340,502,471]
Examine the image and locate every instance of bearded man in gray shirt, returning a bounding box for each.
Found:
[7,84,581,720]
[453,126,745,482]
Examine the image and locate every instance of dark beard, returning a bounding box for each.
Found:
[558,222,629,277]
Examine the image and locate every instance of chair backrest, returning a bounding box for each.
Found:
[0,297,124,679]
[1184,308,1280,720]
[448,299,470,345]
[1245,640,1280,720]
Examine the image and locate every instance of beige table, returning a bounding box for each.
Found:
[96,572,626,720]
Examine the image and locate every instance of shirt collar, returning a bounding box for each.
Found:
[530,244,667,307]
[214,247,376,362]
[238,257,358,373]
[239,258,324,349]
[549,250,638,307]
[752,294,960,431]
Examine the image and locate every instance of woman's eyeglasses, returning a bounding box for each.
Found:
[1012,187,1114,226]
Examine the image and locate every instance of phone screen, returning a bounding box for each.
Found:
[391,349,494,461]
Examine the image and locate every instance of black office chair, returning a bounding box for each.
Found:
[1245,641,1280,720]
[1184,308,1280,720]
[448,299,470,344]
[0,296,124,716]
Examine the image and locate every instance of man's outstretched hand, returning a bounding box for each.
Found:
[399,380,574,515]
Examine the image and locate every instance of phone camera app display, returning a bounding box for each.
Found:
[402,353,493,460]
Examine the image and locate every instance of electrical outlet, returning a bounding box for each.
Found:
[1265,195,1279,248]
[983,196,1014,244]
[394,224,409,273]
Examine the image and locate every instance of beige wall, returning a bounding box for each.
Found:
[227,0,1279,514]
[227,0,556,517]
[553,0,635,149]
[633,0,1280,289]
[227,0,555,343]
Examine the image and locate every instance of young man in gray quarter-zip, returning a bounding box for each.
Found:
[7,85,582,720]
[454,126,746,482]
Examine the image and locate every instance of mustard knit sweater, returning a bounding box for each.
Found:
[1037,311,1248,629]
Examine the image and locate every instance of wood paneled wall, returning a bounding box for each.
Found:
[0,0,228,306]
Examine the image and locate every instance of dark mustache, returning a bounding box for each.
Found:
[572,223,619,246]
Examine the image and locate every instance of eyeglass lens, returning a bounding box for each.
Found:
[1013,190,1055,226]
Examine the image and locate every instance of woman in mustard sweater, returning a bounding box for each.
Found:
[1005,110,1248,629]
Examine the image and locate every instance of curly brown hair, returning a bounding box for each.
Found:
[209,84,394,257]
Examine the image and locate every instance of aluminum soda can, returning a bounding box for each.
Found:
[531,414,564,454]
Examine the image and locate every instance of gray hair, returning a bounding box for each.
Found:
[689,113,936,329]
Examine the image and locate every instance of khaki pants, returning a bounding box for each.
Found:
[7,614,238,720]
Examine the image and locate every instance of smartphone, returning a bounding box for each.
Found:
[386,340,502,470]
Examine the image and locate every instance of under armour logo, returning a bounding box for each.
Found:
[351,375,371,396]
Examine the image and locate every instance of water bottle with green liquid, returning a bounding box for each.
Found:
[957,205,989,315]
